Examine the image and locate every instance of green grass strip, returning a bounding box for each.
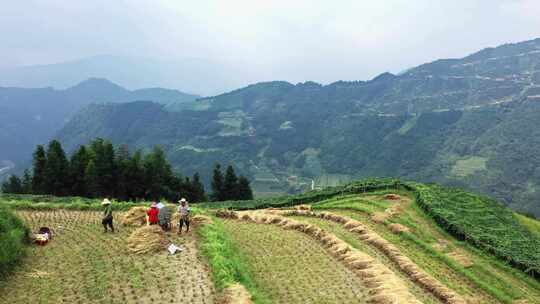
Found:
[197,217,271,304]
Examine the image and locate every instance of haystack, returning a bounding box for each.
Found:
[122,206,147,226]
[220,283,253,304]
[295,204,311,211]
[389,223,410,234]
[127,226,167,254]
[215,209,238,219]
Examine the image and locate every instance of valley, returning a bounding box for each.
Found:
[2,38,540,217]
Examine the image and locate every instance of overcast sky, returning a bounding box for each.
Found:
[2,0,540,86]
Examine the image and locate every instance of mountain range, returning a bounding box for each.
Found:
[0,55,244,96]
[3,38,540,216]
[0,78,198,175]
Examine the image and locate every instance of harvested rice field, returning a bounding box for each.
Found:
[310,192,540,304]
[0,210,215,304]
[221,220,369,304]
[2,185,540,304]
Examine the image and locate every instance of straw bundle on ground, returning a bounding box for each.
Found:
[389,223,410,234]
[127,226,167,254]
[122,206,148,226]
[191,215,214,226]
[215,209,238,219]
[220,283,253,304]
[295,204,311,211]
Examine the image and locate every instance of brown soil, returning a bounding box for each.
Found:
[220,284,253,304]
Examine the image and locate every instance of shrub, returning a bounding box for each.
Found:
[0,207,29,277]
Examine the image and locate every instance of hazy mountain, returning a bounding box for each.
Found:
[0,78,198,179]
[57,38,540,216]
[0,55,245,96]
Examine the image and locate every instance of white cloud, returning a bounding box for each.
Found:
[1,0,539,85]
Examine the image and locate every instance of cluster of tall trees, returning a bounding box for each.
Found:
[2,138,255,203]
[210,164,253,201]
[1,139,208,202]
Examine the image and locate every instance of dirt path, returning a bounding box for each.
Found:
[0,210,215,304]
[222,219,370,304]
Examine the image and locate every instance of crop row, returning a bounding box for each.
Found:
[408,182,540,278]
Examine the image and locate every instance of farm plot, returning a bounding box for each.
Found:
[221,220,369,304]
[314,193,540,304]
[0,210,216,304]
[286,215,442,304]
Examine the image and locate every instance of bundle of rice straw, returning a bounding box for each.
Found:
[221,283,253,304]
[295,204,311,211]
[215,209,238,219]
[191,215,213,226]
[122,206,148,226]
[127,226,167,254]
[388,223,410,234]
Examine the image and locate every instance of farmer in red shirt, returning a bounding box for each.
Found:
[147,202,159,225]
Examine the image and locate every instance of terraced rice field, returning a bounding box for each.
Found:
[0,210,215,304]
[2,189,540,304]
[222,220,369,303]
[310,192,540,304]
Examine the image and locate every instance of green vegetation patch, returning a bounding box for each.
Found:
[397,115,418,135]
[411,182,540,277]
[450,156,488,177]
[198,218,270,303]
[0,207,29,277]
[515,213,540,240]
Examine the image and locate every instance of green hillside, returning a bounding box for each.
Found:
[55,38,540,217]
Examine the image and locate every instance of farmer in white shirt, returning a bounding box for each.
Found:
[177,198,190,234]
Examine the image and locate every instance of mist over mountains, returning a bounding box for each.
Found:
[2,37,540,216]
[0,78,198,173]
[0,55,244,96]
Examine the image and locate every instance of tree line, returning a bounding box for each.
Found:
[1,138,253,203]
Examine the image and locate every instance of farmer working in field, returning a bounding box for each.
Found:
[101,198,114,233]
[147,202,160,225]
[158,203,172,231]
[178,198,190,234]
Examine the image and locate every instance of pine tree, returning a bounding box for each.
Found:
[211,163,224,201]
[237,175,254,200]
[223,165,239,201]
[1,175,23,194]
[143,146,174,200]
[69,146,89,196]
[21,169,32,194]
[126,150,146,201]
[84,160,99,198]
[191,172,207,202]
[115,144,131,201]
[90,139,116,197]
[43,140,69,196]
[31,145,47,194]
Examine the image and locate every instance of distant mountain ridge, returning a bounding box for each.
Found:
[0,79,198,178]
[0,54,244,96]
[57,38,540,216]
